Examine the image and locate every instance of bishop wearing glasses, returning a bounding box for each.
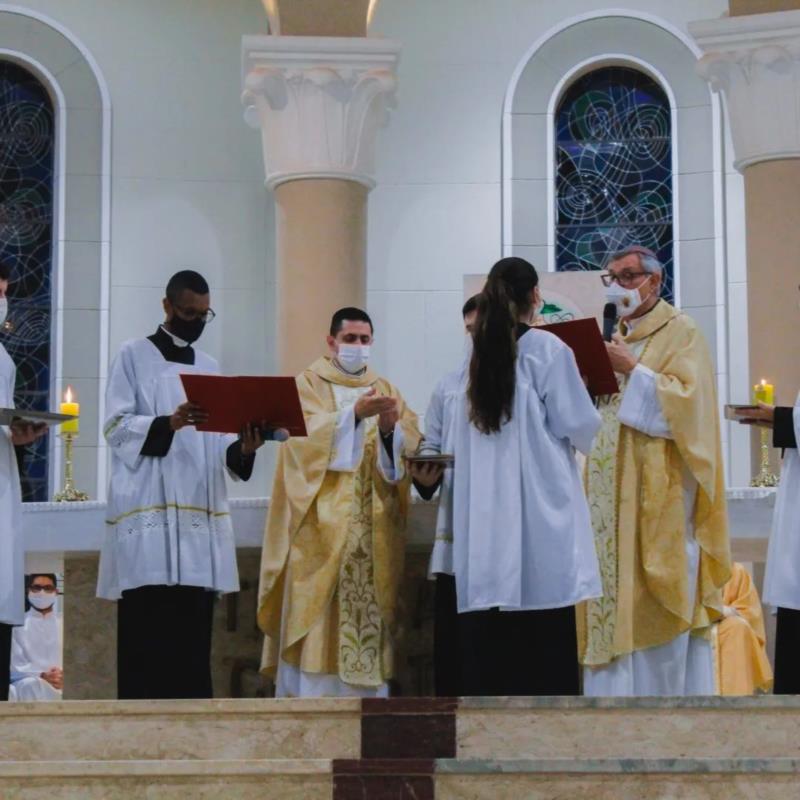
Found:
[578,246,731,696]
[97,270,266,699]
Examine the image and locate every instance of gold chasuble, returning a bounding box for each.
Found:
[257,357,420,690]
[578,301,731,667]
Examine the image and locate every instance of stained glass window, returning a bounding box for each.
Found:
[555,66,674,303]
[0,61,55,502]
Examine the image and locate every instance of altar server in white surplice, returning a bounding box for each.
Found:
[737,375,800,694]
[449,257,602,696]
[10,574,63,701]
[409,295,479,697]
[0,260,48,702]
[98,270,266,700]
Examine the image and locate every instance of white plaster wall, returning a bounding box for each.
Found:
[7,0,277,498]
[368,0,733,428]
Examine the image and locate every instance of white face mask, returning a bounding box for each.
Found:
[28,591,56,611]
[604,277,654,319]
[0,298,8,328]
[337,344,370,374]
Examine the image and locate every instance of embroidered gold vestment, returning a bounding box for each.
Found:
[578,301,731,666]
[257,357,420,688]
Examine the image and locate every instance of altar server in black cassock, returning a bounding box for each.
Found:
[97,271,266,699]
[739,393,800,694]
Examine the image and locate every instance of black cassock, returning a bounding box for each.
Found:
[772,407,798,695]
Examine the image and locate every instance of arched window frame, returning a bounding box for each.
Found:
[0,6,112,502]
[501,10,744,482]
[0,52,63,501]
[548,55,680,306]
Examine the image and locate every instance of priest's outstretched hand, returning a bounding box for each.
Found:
[605,333,638,375]
[354,388,397,426]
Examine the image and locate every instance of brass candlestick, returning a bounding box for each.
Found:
[751,427,779,488]
[54,432,89,502]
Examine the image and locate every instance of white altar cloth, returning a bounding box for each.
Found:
[21,489,775,554]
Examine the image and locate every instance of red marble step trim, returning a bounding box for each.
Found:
[361,698,458,760]
[333,759,436,775]
[362,698,459,715]
[333,759,435,800]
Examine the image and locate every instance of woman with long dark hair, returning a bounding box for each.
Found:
[450,256,602,696]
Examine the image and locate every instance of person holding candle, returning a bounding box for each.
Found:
[97,270,270,700]
[0,260,48,701]
[736,378,800,693]
[578,245,731,697]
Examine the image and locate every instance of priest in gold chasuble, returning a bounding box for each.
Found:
[579,246,731,696]
[258,308,421,697]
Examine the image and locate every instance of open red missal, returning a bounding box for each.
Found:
[538,318,620,397]
[179,374,307,437]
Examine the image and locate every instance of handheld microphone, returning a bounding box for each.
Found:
[258,427,290,443]
[602,303,617,342]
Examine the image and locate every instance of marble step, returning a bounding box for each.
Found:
[435,758,800,800]
[1,758,798,800]
[457,696,800,760]
[0,698,361,762]
[0,758,332,799]
[4,696,800,764]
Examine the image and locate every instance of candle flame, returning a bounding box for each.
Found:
[65,385,74,403]
[761,379,767,387]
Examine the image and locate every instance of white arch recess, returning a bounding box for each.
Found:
[0,5,111,500]
[501,9,730,474]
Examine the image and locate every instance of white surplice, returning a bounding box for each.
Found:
[421,367,462,578]
[0,343,23,627]
[582,358,715,697]
[9,609,62,701]
[275,378,404,699]
[763,394,800,610]
[97,338,241,600]
[451,328,602,613]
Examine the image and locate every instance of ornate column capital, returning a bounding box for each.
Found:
[241,35,400,190]
[690,10,800,172]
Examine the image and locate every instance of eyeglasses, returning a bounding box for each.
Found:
[29,585,57,593]
[173,304,216,324]
[600,271,651,288]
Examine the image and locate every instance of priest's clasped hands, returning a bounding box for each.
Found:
[354,387,399,434]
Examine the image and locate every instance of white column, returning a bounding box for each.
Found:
[691,11,800,477]
[241,36,400,373]
[690,11,800,170]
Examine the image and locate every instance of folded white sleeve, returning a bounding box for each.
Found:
[618,364,672,439]
[329,407,367,471]
[376,423,406,484]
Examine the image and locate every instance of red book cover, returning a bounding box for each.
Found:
[179,374,308,437]
[538,318,620,397]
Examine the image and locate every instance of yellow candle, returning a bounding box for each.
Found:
[60,385,79,435]
[753,379,775,406]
